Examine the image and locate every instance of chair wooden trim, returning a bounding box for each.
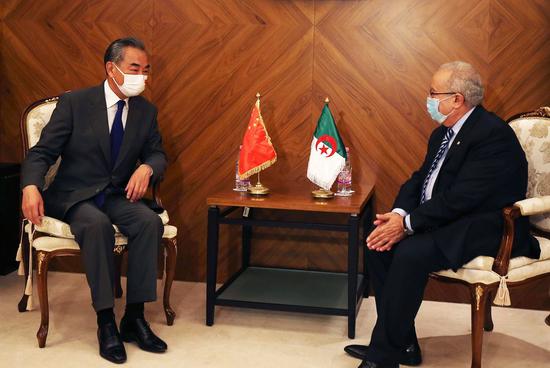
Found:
[429,108,550,368]
[17,95,177,348]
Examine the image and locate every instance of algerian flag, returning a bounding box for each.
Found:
[307,103,347,190]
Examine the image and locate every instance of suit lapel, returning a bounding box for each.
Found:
[88,85,111,166]
[113,96,142,171]
[441,105,484,166]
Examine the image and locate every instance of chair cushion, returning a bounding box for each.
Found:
[34,210,170,239]
[509,116,550,232]
[433,236,550,284]
[32,224,178,252]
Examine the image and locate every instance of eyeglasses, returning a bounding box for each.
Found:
[429,90,457,97]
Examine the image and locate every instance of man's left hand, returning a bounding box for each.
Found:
[367,212,406,252]
[125,164,153,203]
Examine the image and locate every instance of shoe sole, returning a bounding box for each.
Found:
[344,348,421,366]
[120,332,167,353]
[99,351,126,364]
[400,356,422,366]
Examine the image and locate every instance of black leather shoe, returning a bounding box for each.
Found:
[120,316,167,353]
[358,360,398,368]
[401,340,422,366]
[345,341,422,366]
[97,322,127,364]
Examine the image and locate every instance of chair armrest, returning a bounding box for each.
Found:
[152,177,164,209]
[514,196,550,216]
[492,206,522,276]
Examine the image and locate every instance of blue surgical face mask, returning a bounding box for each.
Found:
[426,96,454,124]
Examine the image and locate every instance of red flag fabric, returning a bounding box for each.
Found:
[238,97,277,179]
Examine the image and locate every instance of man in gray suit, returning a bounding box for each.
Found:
[21,37,168,364]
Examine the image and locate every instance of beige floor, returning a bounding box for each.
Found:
[0,271,548,368]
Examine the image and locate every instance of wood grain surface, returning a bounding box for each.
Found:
[207,184,374,214]
[1,0,548,309]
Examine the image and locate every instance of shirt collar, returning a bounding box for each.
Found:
[104,80,128,109]
[450,106,475,135]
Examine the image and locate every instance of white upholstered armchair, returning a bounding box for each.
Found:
[430,107,550,368]
[16,96,178,348]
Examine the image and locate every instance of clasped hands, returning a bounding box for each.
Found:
[366,212,406,252]
[22,164,153,225]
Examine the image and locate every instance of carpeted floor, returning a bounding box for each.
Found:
[0,271,548,367]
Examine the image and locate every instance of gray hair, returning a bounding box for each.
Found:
[103,37,146,66]
[438,61,484,107]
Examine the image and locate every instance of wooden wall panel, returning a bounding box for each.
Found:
[1,0,548,308]
[152,0,315,280]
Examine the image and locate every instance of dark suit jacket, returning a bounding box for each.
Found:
[21,84,167,219]
[394,105,540,270]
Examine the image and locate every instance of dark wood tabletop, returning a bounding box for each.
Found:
[207,183,374,214]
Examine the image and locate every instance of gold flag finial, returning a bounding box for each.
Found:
[324,97,330,104]
[256,92,261,100]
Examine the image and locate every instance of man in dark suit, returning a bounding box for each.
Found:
[21,37,168,364]
[344,61,540,368]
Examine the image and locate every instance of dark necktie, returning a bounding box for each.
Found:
[420,127,454,204]
[93,100,125,208]
[110,100,126,168]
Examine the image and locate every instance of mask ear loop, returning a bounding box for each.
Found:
[111,63,125,88]
[440,94,458,118]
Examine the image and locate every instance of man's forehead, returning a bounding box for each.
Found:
[121,47,148,64]
[431,70,451,87]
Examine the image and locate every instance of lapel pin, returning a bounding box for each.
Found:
[456,141,461,145]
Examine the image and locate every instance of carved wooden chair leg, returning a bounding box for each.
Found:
[114,253,123,299]
[483,290,494,332]
[469,284,490,368]
[545,314,550,326]
[163,237,177,326]
[36,251,51,348]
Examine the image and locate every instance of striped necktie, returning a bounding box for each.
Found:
[420,127,454,204]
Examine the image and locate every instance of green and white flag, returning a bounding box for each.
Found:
[307,103,347,190]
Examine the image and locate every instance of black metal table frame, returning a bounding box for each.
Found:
[206,199,373,338]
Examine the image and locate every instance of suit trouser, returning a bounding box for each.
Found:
[65,195,164,312]
[364,233,451,364]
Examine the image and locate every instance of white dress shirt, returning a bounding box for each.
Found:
[394,107,475,233]
[103,80,154,177]
[104,80,129,132]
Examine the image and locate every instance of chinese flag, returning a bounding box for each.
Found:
[238,96,277,179]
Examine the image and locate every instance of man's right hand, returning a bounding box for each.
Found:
[22,185,44,225]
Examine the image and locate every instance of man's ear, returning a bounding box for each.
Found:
[454,93,465,107]
[106,61,114,78]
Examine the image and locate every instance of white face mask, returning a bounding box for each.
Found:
[112,63,147,97]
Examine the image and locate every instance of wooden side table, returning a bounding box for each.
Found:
[206,184,374,338]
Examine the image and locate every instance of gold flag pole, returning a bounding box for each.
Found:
[312,97,335,199]
[247,92,270,196]
[248,168,270,195]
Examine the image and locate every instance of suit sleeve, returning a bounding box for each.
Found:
[410,125,518,232]
[392,129,440,213]
[20,94,73,191]
[140,107,167,183]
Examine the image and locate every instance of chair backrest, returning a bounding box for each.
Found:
[20,96,61,190]
[508,107,550,232]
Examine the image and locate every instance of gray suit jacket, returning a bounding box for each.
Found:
[21,84,167,219]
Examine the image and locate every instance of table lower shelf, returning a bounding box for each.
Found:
[216,267,365,314]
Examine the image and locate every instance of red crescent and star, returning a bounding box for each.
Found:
[316,134,338,158]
